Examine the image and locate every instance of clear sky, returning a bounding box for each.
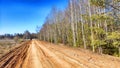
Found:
[0,0,68,35]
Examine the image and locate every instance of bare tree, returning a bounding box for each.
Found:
[79,0,86,49]
[70,0,76,47]
[88,0,94,52]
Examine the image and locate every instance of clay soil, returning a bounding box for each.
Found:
[0,40,120,68]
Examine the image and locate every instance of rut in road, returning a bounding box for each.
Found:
[0,40,120,68]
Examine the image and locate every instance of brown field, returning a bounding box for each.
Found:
[0,39,20,58]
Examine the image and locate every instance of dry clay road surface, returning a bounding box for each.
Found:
[0,40,120,68]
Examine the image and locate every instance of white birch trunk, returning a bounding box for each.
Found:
[88,0,95,52]
[70,0,76,47]
[79,0,86,49]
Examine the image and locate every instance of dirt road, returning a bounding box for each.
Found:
[0,40,120,68]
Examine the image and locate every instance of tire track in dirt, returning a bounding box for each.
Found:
[35,40,72,68]
[36,41,85,68]
[0,40,120,68]
[37,41,98,68]
[0,41,31,68]
[37,41,120,68]
[28,41,42,68]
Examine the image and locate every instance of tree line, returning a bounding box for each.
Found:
[38,0,120,57]
[0,30,37,42]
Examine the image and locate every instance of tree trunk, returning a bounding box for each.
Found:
[88,0,95,52]
[70,0,76,47]
[98,46,103,54]
[104,8,108,36]
[79,0,86,49]
[118,47,120,57]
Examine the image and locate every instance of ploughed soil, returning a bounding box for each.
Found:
[0,40,120,68]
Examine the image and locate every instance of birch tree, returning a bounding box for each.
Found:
[70,0,76,47]
[88,0,95,52]
[79,0,86,49]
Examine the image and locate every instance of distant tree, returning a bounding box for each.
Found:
[23,30,31,39]
[3,34,14,39]
[31,33,37,39]
[14,33,23,39]
[0,35,5,39]
[14,36,19,43]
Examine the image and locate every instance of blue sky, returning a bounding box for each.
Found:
[0,0,68,35]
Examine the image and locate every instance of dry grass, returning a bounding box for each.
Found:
[0,39,16,57]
